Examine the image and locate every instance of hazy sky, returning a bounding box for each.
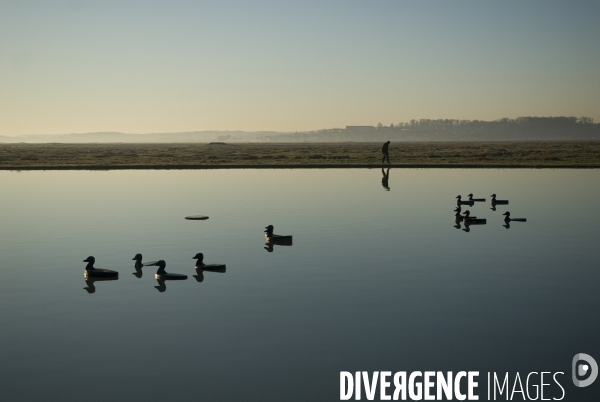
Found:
[1,0,599,135]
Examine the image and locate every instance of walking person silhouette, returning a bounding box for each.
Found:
[381,141,390,164]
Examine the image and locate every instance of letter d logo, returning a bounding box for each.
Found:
[572,353,598,387]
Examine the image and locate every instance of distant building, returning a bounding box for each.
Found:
[345,126,376,130]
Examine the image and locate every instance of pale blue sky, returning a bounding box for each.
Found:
[1,0,599,135]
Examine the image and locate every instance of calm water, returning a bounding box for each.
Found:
[0,168,599,401]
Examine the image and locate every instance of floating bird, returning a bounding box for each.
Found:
[503,211,526,223]
[456,195,475,206]
[491,194,509,205]
[83,256,118,279]
[145,260,188,280]
[264,225,293,245]
[467,193,486,202]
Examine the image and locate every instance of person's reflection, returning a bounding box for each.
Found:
[84,277,117,294]
[154,279,167,292]
[503,222,511,229]
[381,168,390,191]
[264,242,274,252]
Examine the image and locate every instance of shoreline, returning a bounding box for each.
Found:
[1,141,599,170]
[2,163,599,171]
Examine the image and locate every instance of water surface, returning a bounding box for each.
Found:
[0,169,598,401]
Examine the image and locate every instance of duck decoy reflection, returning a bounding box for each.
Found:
[83,276,117,294]
[381,168,390,191]
[83,256,118,279]
[145,260,188,280]
[456,195,474,206]
[154,278,167,292]
[132,253,144,278]
[193,253,226,282]
[467,193,485,202]
[264,225,293,245]
[503,211,527,223]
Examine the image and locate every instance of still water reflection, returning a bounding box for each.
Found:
[0,168,599,401]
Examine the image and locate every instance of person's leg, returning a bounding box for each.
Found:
[381,154,385,163]
[385,153,390,164]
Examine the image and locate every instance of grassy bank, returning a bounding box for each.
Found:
[1,141,599,169]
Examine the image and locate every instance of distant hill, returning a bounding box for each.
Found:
[0,131,281,143]
[2,117,599,143]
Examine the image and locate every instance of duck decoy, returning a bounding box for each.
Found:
[491,194,509,205]
[193,253,226,281]
[193,253,226,272]
[83,256,119,279]
[455,207,477,221]
[456,195,475,206]
[467,193,486,202]
[264,225,293,245]
[146,260,188,280]
[132,253,144,278]
[461,210,479,219]
[462,210,486,224]
[503,211,526,223]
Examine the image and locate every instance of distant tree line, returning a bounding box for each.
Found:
[258,116,599,142]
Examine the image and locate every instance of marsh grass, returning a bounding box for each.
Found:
[1,142,599,168]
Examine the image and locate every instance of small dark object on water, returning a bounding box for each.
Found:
[83,256,119,279]
[264,225,293,245]
[185,215,209,220]
[503,211,527,222]
[491,194,509,205]
[146,260,188,280]
[208,142,228,145]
